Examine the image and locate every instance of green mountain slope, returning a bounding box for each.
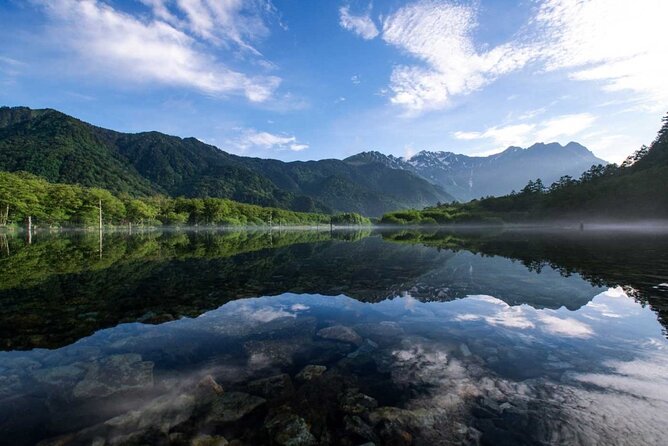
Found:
[0,106,453,215]
[0,107,159,196]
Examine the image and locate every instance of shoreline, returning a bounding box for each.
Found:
[3,220,668,235]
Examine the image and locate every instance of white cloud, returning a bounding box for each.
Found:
[535,113,597,142]
[351,74,361,85]
[534,0,668,110]
[340,0,666,114]
[230,129,309,152]
[141,0,271,54]
[339,5,379,40]
[537,313,593,338]
[454,113,596,148]
[378,1,535,113]
[454,123,535,148]
[33,0,279,101]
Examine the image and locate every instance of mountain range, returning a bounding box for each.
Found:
[346,143,606,201]
[0,107,451,216]
[0,106,606,215]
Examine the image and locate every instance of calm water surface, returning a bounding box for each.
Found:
[1,228,667,445]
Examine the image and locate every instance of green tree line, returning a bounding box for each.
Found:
[0,171,334,227]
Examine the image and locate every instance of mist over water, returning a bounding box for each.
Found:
[1,228,667,445]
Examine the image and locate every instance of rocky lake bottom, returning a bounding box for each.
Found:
[0,228,667,445]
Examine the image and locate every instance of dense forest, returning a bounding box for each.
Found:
[0,171,336,227]
[382,114,668,224]
[0,106,451,216]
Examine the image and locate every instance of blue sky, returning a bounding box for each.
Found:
[0,0,665,163]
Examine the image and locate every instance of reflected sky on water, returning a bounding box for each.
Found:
[1,228,667,445]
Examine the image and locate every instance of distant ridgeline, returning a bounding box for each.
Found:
[381,114,668,224]
[0,106,452,217]
[345,143,606,201]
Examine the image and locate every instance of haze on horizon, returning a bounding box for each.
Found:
[1,0,665,164]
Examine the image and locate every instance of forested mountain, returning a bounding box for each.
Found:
[0,107,452,216]
[381,114,668,224]
[347,142,606,201]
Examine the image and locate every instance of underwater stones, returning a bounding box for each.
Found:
[265,412,317,446]
[73,354,154,399]
[194,375,225,406]
[295,365,327,382]
[190,434,229,446]
[104,392,196,435]
[368,406,439,443]
[207,392,266,424]
[247,373,295,400]
[317,325,363,346]
[473,398,502,419]
[347,339,379,359]
[197,375,224,395]
[355,322,404,346]
[339,389,378,415]
[243,339,304,368]
[343,415,379,443]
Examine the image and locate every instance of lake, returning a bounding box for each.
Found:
[1,228,667,446]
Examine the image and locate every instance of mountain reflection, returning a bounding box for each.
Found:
[1,227,667,350]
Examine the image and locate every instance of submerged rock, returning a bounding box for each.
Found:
[104,392,196,435]
[244,339,305,368]
[247,374,294,400]
[295,365,327,382]
[317,325,363,346]
[265,412,317,446]
[73,354,154,399]
[356,321,404,345]
[197,375,224,396]
[190,434,229,446]
[347,339,379,359]
[339,389,378,415]
[207,392,266,424]
[343,415,379,443]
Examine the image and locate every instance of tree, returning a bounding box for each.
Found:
[549,175,576,192]
[126,199,158,225]
[80,188,126,225]
[521,178,545,194]
[203,198,229,224]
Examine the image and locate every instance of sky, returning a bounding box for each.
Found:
[0,0,666,163]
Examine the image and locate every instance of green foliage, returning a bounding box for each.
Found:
[330,212,371,225]
[0,171,330,227]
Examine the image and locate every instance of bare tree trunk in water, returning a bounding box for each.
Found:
[98,199,103,258]
[0,204,7,226]
[27,216,32,245]
[0,234,8,256]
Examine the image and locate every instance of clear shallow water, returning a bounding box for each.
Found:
[1,228,667,445]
